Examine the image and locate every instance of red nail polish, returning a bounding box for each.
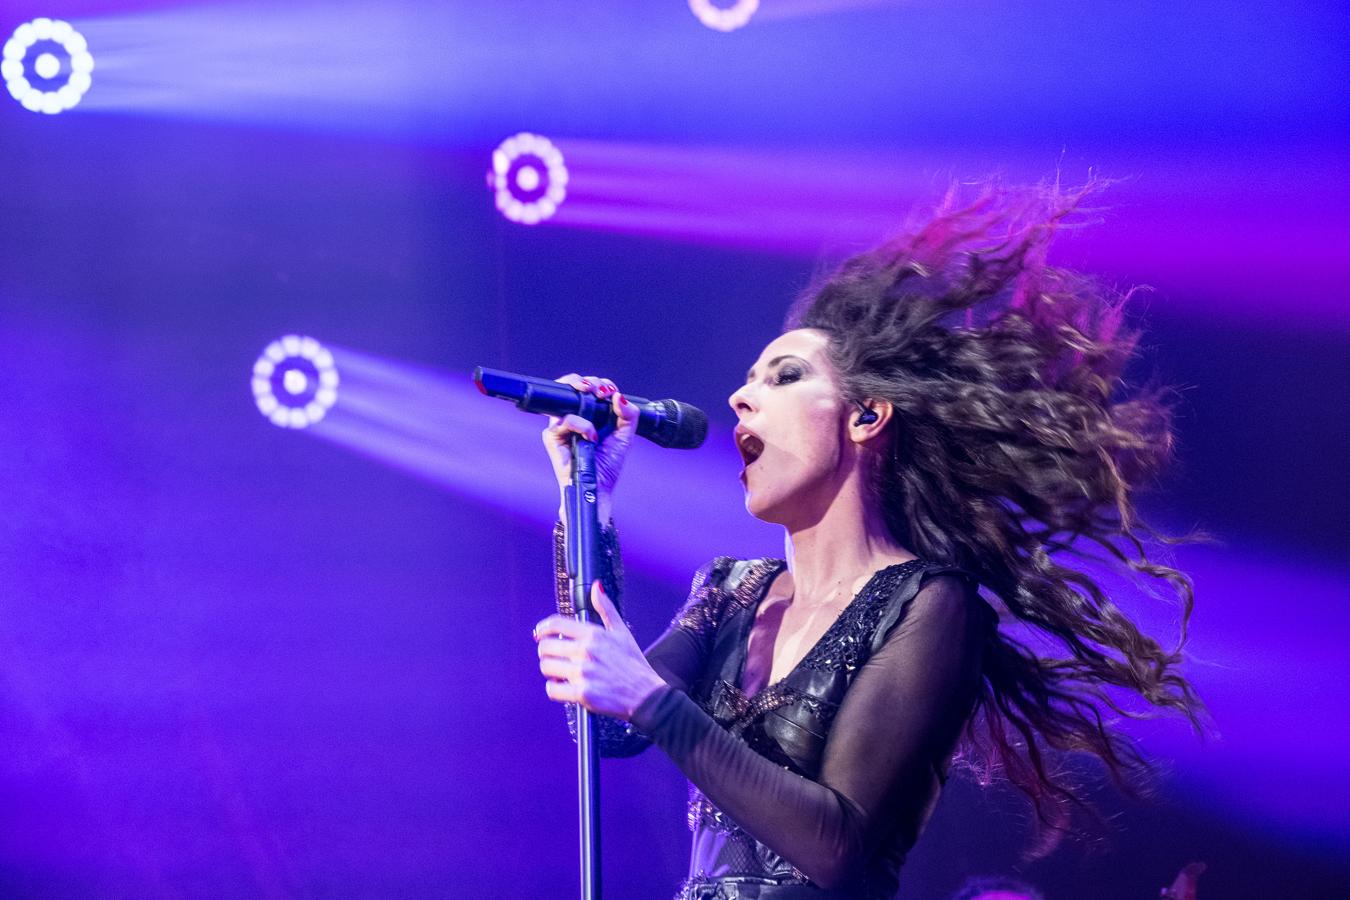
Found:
[619,394,629,406]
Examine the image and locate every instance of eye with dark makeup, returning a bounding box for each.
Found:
[773,365,803,385]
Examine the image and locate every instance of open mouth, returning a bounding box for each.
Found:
[736,429,765,468]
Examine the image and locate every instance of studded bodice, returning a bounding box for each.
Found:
[691,559,933,774]
[673,557,967,899]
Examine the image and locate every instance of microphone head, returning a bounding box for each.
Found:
[652,399,708,450]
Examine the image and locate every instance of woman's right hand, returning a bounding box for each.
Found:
[542,374,640,518]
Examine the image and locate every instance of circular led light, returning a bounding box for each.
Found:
[251,335,339,429]
[3,18,95,114]
[489,132,568,225]
[688,0,759,32]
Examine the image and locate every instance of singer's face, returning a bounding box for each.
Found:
[728,328,851,527]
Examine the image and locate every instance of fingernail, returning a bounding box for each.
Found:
[619,393,629,406]
[580,379,591,388]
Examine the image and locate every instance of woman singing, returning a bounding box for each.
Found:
[532,184,1205,900]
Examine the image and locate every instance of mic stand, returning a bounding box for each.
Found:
[562,424,604,900]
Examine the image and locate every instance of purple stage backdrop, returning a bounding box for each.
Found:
[1,1,1348,897]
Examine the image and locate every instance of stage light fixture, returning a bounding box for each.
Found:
[251,335,339,429]
[688,0,759,32]
[2,18,94,114]
[490,132,568,225]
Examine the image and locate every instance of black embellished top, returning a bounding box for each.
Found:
[552,524,995,900]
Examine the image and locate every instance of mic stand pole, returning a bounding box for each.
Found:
[562,427,603,900]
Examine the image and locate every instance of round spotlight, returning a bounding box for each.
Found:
[489,132,568,225]
[3,18,95,114]
[688,0,759,32]
[251,335,339,429]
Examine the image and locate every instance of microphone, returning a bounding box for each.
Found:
[473,366,708,450]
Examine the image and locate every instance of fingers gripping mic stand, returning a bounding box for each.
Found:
[471,365,707,899]
[562,396,606,900]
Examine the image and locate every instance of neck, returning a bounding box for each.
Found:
[781,468,913,604]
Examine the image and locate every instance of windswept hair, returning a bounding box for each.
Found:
[787,180,1207,850]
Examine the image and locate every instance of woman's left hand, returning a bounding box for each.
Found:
[534,581,667,719]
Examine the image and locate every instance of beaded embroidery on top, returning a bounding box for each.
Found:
[551,520,623,618]
[797,559,928,669]
[675,872,812,899]
[550,521,648,755]
[712,558,929,735]
[683,558,934,888]
[671,557,786,639]
[687,785,813,886]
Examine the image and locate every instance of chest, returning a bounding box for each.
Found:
[696,559,933,778]
[740,594,853,696]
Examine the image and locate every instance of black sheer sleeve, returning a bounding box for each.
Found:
[629,572,989,889]
[551,523,729,757]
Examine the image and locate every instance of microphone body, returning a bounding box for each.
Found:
[473,366,708,450]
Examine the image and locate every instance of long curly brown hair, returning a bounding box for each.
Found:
[786,180,1208,850]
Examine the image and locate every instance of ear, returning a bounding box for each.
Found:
[848,399,893,444]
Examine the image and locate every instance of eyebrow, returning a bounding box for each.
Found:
[746,354,808,382]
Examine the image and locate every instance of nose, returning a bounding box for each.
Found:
[728,382,754,416]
